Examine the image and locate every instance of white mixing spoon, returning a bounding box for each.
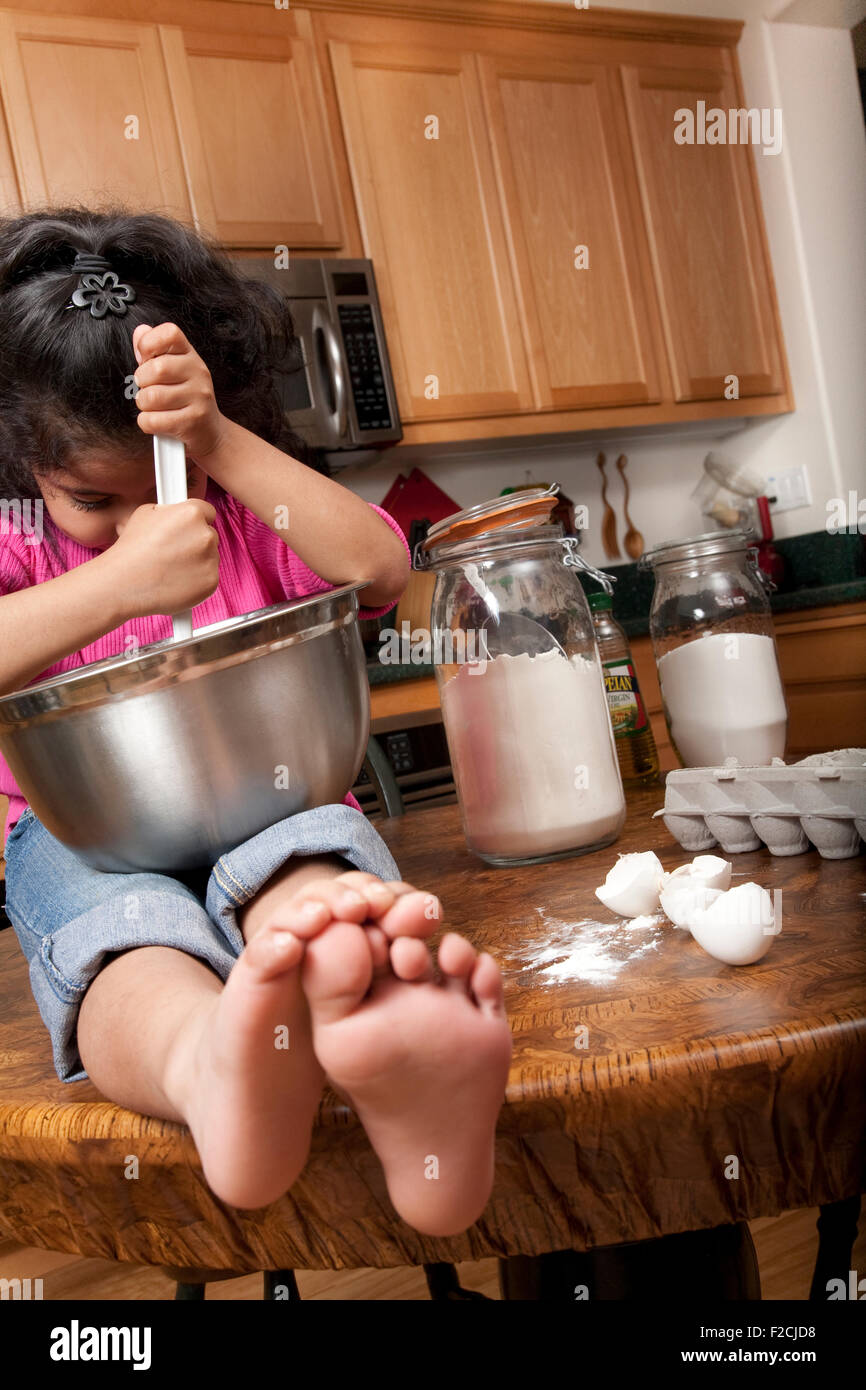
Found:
[152,435,193,641]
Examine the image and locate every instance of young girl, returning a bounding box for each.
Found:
[0,209,512,1237]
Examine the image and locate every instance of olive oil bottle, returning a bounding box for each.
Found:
[588,592,660,786]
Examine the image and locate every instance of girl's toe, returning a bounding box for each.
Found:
[375,889,442,941]
[437,932,477,991]
[243,926,305,981]
[365,924,391,974]
[469,953,507,1016]
[389,936,435,982]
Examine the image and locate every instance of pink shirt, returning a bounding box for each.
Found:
[0,480,407,844]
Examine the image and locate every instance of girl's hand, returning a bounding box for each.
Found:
[132,322,227,462]
[107,499,220,620]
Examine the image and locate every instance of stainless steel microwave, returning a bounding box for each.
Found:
[233,256,402,463]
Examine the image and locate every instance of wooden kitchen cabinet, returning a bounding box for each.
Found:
[772,600,866,757]
[0,10,192,221]
[621,62,786,404]
[0,88,20,214]
[0,0,795,445]
[476,52,663,412]
[0,5,346,249]
[158,24,345,248]
[312,1,791,442]
[628,636,677,774]
[327,37,534,423]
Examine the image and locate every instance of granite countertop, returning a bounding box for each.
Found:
[366,529,865,683]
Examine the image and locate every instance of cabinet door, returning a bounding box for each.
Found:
[328,39,534,423]
[477,53,662,411]
[0,11,190,220]
[622,64,785,403]
[0,92,20,216]
[159,27,343,249]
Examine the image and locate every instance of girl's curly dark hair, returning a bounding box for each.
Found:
[0,206,323,496]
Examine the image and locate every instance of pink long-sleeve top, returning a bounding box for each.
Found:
[0,480,407,845]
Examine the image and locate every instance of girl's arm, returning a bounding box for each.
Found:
[197,417,409,609]
[0,500,220,696]
[0,552,130,695]
[132,323,409,611]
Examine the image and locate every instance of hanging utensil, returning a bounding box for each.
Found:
[153,435,192,641]
[615,453,645,561]
[596,452,620,560]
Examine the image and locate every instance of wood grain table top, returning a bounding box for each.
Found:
[1,789,864,1272]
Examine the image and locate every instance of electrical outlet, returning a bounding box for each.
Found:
[766,466,812,513]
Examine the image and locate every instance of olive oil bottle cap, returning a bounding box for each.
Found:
[587,591,613,613]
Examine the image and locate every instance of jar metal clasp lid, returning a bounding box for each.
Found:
[561,536,616,595]
[748,546,778,594]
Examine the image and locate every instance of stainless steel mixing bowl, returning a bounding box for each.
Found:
[0,582,370,872]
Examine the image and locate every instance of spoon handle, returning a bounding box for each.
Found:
[615,454,633,525]
[596,451,620,560]
[153,435,192,641]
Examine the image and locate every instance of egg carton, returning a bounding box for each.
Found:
[655,750,866,860]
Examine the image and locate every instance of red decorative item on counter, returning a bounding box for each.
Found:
[379,467,460,538]
[755,495,786,588]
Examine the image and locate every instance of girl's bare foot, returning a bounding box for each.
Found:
[167,921,324,1209]
[301,918,513,1236]
[166,875,438,1210]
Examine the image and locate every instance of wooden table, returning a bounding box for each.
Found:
[0,790,864,1274]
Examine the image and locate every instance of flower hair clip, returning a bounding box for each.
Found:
[68,252,135,318]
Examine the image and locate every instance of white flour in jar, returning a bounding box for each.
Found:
[440,649,625,858]
[657,631,787,766]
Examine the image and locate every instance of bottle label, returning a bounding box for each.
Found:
[602,659,649,736]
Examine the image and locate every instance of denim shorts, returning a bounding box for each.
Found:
[3,803,401,1084]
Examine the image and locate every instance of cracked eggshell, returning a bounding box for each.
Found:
[595,851,664,918]
[659,854,732,895]
[659,883,723,928]
[688,882,777,966]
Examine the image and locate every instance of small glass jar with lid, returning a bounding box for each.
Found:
[638,530,787,767]
[416,487,626,866]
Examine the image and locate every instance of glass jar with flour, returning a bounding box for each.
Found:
[639,531,788,767]
[417,487,626,866]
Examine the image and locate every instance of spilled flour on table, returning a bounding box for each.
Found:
[505,906,664,986]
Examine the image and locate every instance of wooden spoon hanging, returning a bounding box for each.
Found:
[596,452,620,560]
[615,454,645,561]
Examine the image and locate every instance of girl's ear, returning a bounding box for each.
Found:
[132,323,152,365]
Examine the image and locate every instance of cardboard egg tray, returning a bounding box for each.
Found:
[655,751,866,860]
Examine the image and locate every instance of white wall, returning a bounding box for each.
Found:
[338,1,866,569]
[731,14,866,526]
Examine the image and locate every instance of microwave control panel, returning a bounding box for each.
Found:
[337,303,393,433]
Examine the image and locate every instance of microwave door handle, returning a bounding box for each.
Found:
[315,308,349,439]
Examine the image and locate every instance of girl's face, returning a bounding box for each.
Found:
[37,450,208,550]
